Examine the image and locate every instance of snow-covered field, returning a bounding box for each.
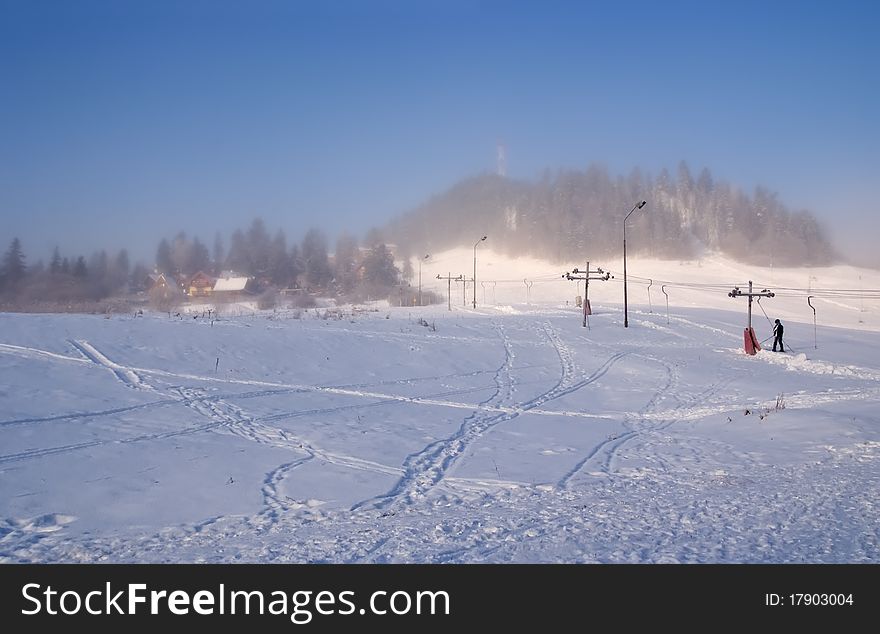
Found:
[1,253,878,563]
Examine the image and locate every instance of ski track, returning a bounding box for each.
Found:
[352,321,631,561]
[355,321,518,512]
[167,385,404,530]
[68,340,154,391]
[4,339,878,427]
[3,316,880,563]
[0,420,224,466]
[558,351,679,485]
[434,361,742,562]
[559,350,746,485]
[0,343,89,365]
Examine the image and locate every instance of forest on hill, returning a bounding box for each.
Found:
[383,162,836,267]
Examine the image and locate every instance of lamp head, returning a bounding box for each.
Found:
[637,200,647,209]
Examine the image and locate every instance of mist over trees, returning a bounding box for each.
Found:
[383,162,836,267]
[0,237,135,309]
[1,161,839,312]
[143,219,418,306]
[0,219,418,311]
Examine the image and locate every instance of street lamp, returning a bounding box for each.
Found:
[473,236,487,309]
[623,200,647,328]
[418,254,429,306]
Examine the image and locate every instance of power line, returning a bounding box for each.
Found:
[435,273,462,311]
[728,281,775,355]
[562,262,612,328]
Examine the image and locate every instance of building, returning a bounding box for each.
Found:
[187,271,215,298]
[212,276,254,301]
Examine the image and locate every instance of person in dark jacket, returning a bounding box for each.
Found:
[772,319,784,352]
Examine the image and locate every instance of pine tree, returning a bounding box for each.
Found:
[289,244,303,286]
[334,233,359,293]
[156,239,173,275]
[268,230,290,286]
[50,247,62,274]
[212,232,225,274]
[73,256,88,278]
[111,250,130,291]
[362,243,399,289]
[302,228,332,289]
[226,230,249,275]
[188,237,210,274]
[1,238,26,290]
[247,218,271,277]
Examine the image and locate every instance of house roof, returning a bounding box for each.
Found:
[213,277,250,292]
[188,271,215,285]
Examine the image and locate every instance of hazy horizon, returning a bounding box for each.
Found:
[2,1,878,266]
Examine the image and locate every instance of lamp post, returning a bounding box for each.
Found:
[623,200,647,328]
[473,235,486,309]
[418,254,429,306]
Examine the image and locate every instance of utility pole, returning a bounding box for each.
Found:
[456,276,472,307]
[418,254,430,306]
[647,278,653,313]
[808,295,817,349]
[623,200,647,328]
[436,273,462,311]
[661,284,669,325]
[563,262,612,328]
[523,279,533,305]
[728,280,775,355]
[474,236,487,309]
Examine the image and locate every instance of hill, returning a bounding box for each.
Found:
[383,163,836,267]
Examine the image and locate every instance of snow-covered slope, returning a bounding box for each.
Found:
[418,249,880,334]
[1,254,878,563]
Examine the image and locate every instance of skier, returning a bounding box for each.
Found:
[772,318,784,352]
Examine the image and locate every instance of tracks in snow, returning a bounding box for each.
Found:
[360,322,627,513]
[69,340,154,391]
[557,349,742,486]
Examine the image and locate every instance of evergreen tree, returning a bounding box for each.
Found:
[361,243,399,289]
[156,239,173,274]
[130,262,149,292]
[188,237,210,274]
[73,256,88,278]
[212,232,225,274]
[247,218,271,277]
[170,232,189,274]
[111,250,130,291]
[289,244,303,286]
[226,230,249,275]
[301,228,332,289]
[49,247,62,274]
[2,237,26,284]
[268,230,290,286]
[334,233,359,293]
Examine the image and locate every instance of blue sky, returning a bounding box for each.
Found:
[1,0,877,264]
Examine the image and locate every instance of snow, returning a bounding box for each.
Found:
[212,277,250,292]
[1,252,878,563]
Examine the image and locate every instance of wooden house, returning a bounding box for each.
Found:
[187,271,215,298]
